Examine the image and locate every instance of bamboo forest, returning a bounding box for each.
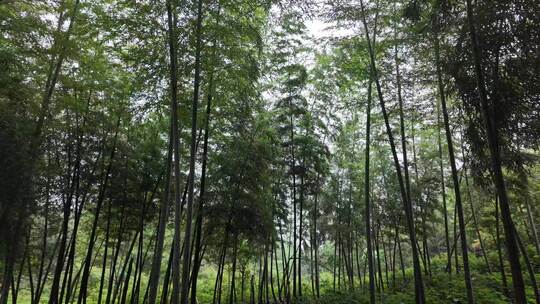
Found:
[1,0,539,303]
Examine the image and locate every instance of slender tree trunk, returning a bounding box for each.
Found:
[313,184,320,299]
[180,0,205,302]
[257,255,264,304]
[215,227,231,304]
[11,240,27,304]
[161,245,175,304]
[48,186,73,304]
[49,132,85,304]
[60,203,77,304]
[494,197,509,296]
[521,176,540,257]
[410,123,432,277]
[166,0,183,301]
[337,234,341,291]
[298,174,304,299]
[359,13,379,296]
[309,233,315,298]
[112,231,139,304]
[264,245,270,304]
[341,233,351,290]
[131,187,156,304]
[363,44,376,304]
[190,24,219,301]
[514,225,539,303]
[98,201,112,304]
[432,4,474,301]
[383,235,389,288]
[396,9,434,278]
[355,240,363,290]
[291,125,297,301]
[35,178,50,304]
[375,224,384,293]
[278,221,290,303]
[147,26,176,304]
[394,33,414,269]
[28,252,35,303]
[437,52,474,304]
[453,206,460,274]
[464,1,525,301]
[120,259,134,304]
[359,1,424,302]
[106,190,128,304]
[347,191,354,291]
[463,173,491,273]
[274,242,282,302]
[250,275,255,304]
[77,119,120,304]
[229,234,239,304]
[434,94,451,274]
[270,240,278,304]
[397,231,405,281]
[392,224,398,291]
[333,233,337,293]
[240,271,245,304]
[62,96,94,304]
[34,232,62,304]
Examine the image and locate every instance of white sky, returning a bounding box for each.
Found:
[306,18,355,40]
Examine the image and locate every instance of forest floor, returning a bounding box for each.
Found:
[315,272,516,304]
[313,256,538,304]
[12,256,538,304]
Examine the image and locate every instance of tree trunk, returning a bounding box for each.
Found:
[298,174,304,299]
[433,4,474,301]
[146,25,176,304]
[98,200,112,304]
[120,259,134,304]
[513,225,539,303]
[392,224,398,291]
[77,119,120,304]
[291,124,297,301]
[434,94,451,274]
[383,235,389,288]
[363,36,376,304]
[494,197,509,297]
[180,0,205,302]
[190,26,218,301]
[35,178,50,304]
[270,240,277,303]
[131,186,156,304]
[464,1,526,301]
[250,275,255,304]
[464,173,491,273]
[453,206,460,274]
[112,231,139,304]
[397,231,405,281]
[313,183,320,298]
[166,0,183,301]
[161,245,175,304]
[521,175,540,257]
[359,1,425,302]
[34,232,62,304]
[229,234,239,304]
[375,224,383,293]
[106,193,128,304]
[49,127,86,304]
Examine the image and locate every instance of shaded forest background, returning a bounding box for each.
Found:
[0,0,539,303]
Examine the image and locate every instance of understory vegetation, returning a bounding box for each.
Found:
[0,0,539,303]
